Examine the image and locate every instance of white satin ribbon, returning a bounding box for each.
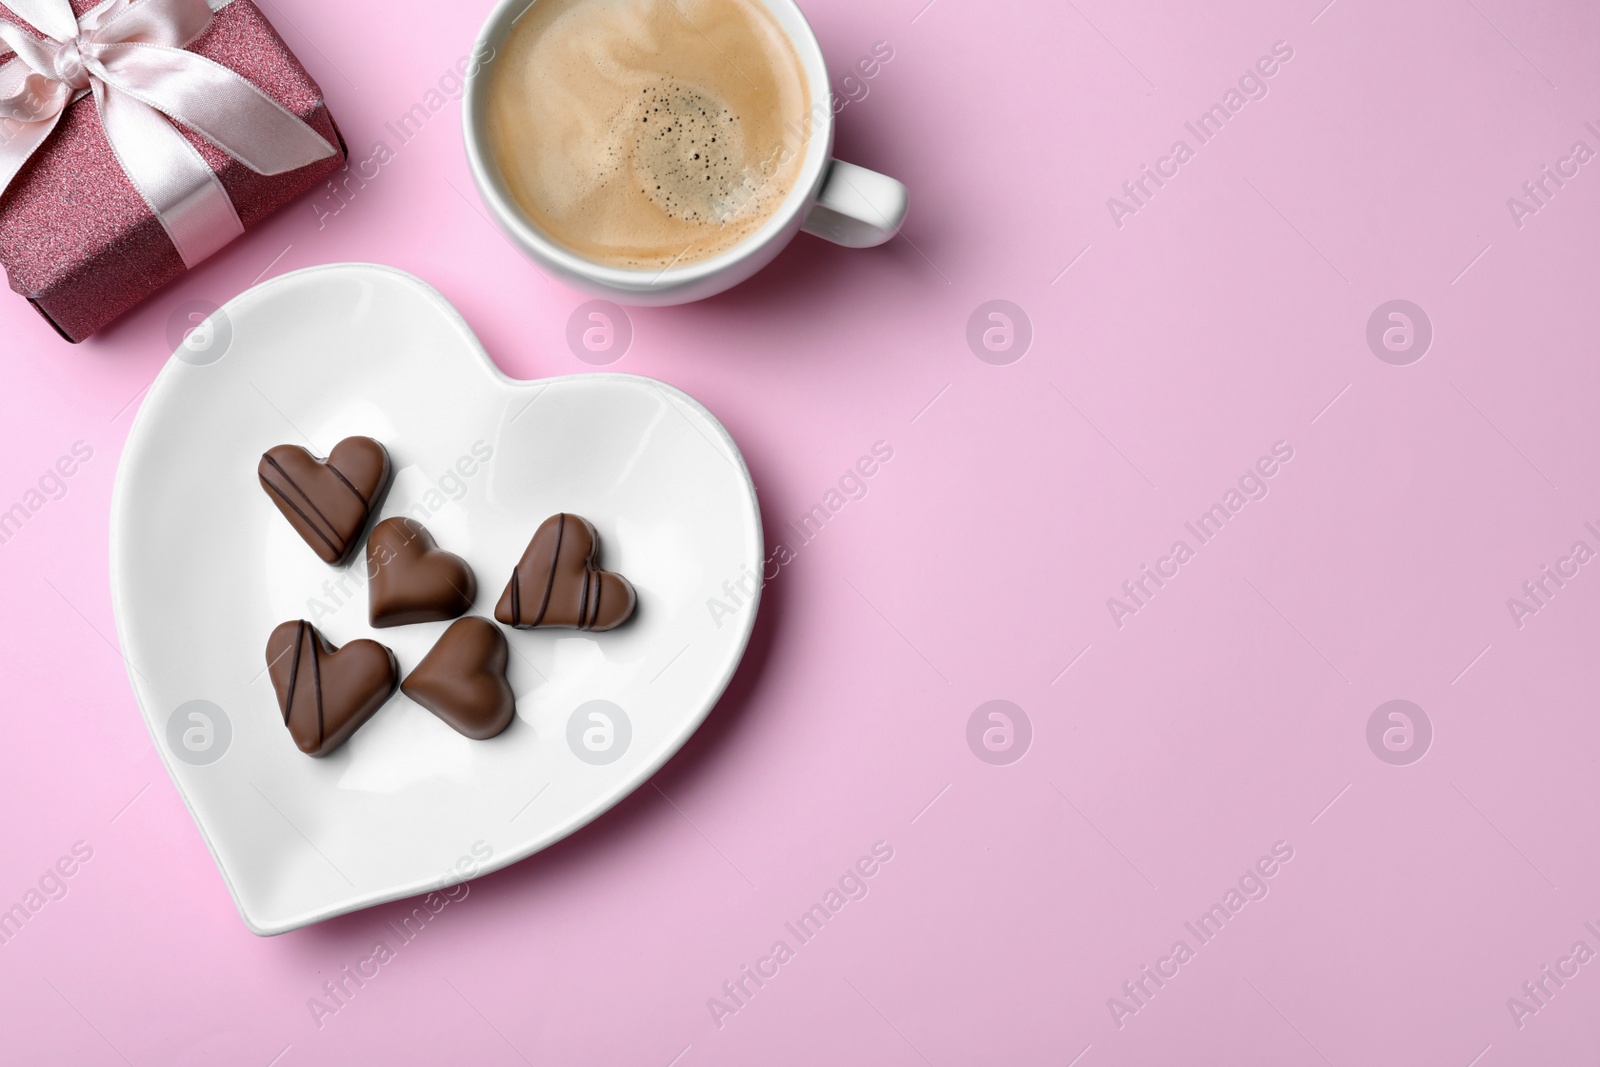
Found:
[0,0,336,266]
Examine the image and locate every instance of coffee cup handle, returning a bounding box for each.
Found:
[801,160,908,248]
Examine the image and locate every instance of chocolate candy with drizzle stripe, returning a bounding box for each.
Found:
[494,513,637,631]
[266,621,398,756]
[258,437,392,565]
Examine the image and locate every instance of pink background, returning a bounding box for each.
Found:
[3,0,1599,1063]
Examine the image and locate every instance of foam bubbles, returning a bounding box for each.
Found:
[632,80,754,223]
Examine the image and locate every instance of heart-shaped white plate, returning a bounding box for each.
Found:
[111,263,761,934]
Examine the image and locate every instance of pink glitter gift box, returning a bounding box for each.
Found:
[0,0,346,342]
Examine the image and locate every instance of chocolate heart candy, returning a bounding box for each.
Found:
[401,617,516,740]
[266,621,398,756]
[259,437,392,565]
[367,517,476,628]
[495,513,636,631]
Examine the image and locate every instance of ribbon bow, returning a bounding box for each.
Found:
[0,0,336,266]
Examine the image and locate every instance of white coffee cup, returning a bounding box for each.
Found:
[462,0,908,305]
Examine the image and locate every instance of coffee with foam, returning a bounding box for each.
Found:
[484,0,811,270]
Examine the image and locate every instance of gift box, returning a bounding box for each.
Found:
[0,0,347,342]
